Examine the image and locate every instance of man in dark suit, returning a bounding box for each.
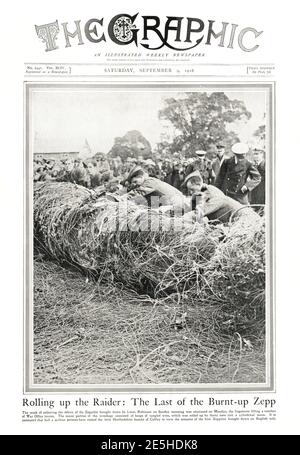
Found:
[215,142,261,205]
[212,142,226,179]
[165,161,184,190]
[250,148,266,206]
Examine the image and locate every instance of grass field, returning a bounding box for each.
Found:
[34,257,266,385]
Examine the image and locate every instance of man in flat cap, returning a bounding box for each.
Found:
[181,169,258,223]
[124,165,145,188]
[123,165,186,207]
[215,142,261,205]
[184,150,215,185]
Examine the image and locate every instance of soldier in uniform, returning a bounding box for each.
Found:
[185,150,215,185]
[215,142,261,205]
[124,165,186,207]
[181,170,259,223]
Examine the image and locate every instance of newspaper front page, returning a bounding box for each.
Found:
[1,0,299,436]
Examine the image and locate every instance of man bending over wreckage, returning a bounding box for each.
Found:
[119,166,257,224]
[122,165,186,208]
[181,170,258,224]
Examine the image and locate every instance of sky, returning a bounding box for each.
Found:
[31,87,268,155]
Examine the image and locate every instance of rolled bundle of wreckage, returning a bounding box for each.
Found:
[34,180,265,330]
[34,182,220,293]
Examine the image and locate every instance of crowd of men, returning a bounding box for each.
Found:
[34,142,265,222]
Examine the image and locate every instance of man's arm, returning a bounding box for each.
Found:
[201,187,227,216]
[245,162,261,191]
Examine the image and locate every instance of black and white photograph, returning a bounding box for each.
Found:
[4,0,300,438]
[26,83,273,390]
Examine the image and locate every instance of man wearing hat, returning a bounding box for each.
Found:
[56,159,74,183]
[250,147,265,206]
[70,158,89,186]
[185,150,215,185]
[181,170,258,223]
[123,165,186,207]
[165,160,184,190]
[144,158,161,179]
[181,170,204,196]
[212,142,226,179]
[121,157,135,176]
[215,142,261,205]
[123,165,145,188]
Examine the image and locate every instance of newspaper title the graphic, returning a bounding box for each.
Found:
[35,14,263,53]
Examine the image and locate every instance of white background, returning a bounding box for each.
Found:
[0,0,299,435]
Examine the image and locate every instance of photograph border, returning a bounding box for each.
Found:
[24,81,275,393]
